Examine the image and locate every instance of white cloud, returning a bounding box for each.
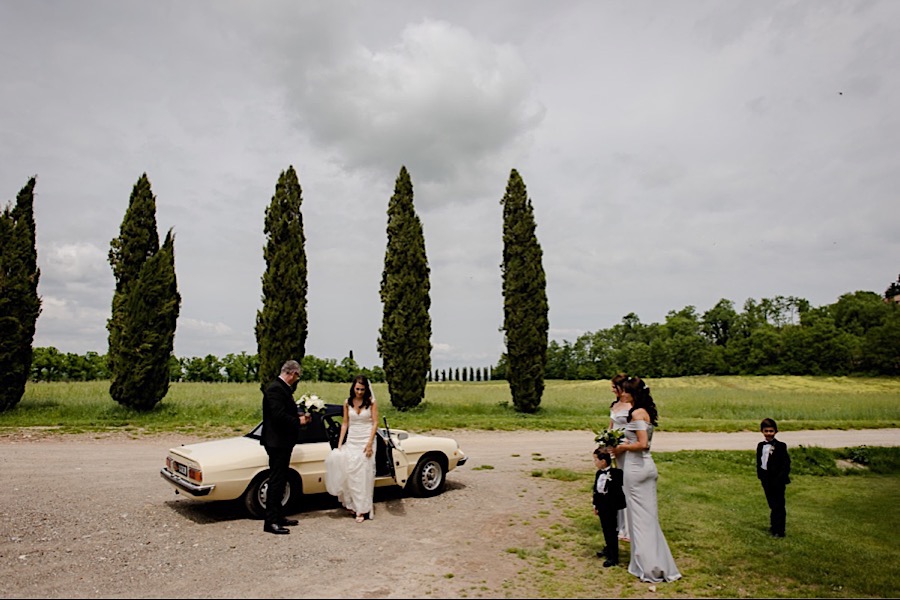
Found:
[4,1,899,370]
[288,19,544,189]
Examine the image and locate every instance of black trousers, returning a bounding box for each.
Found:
[761,479,786,535]
[264,446,293,525]
[597,507,619,563]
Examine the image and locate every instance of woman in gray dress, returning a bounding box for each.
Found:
[607,373,631,540]
[612,376,681,583]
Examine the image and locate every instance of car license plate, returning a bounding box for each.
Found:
[176,463,189,476]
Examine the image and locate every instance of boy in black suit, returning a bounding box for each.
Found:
[592,449,627,567]
[756,418,791,538]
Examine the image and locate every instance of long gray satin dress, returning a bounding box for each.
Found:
[622,419,682,583]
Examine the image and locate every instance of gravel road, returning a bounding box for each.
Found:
[1,428,897,598]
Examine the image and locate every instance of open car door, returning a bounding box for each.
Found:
[379,417,409,487]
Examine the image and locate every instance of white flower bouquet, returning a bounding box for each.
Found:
[594,428,625,449]
[297,393,325,415]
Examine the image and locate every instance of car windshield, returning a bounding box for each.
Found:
[246,403,345,446]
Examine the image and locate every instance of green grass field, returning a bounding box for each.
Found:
[508,446,900,598]
[4,375,899,435]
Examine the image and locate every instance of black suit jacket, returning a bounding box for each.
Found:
[757,439,791,484]
[260,377,300,449]
[593,468,627,512]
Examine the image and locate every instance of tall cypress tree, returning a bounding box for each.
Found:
[500,169,548,413]
[378,166,431,411]
[0,177,42,412]
[109,230,181,409]
[256,166,308,386]
[107,174,179,410]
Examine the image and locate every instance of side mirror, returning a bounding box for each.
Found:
[398,432,409,441]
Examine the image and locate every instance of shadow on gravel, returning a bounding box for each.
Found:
[164,478,468,524]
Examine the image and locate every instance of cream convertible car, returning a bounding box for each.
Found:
[160,404,467,518]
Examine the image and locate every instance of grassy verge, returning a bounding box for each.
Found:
[508,446,900,598]
[2,376,899,435]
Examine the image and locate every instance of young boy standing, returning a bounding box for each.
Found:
[592,449,627,567]
[756,418,791,538]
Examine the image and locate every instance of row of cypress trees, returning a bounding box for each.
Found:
[1,165,550,414]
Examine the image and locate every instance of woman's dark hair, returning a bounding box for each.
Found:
[347,375,373,409]
[622,375,659,426]
[609,373,628,408]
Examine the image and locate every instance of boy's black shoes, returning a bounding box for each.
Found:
[596,550,605,558]
[603,559,618,568]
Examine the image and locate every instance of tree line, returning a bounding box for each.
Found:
[492,288,899,380]
[2,166,548,413]
[28,347,495,385]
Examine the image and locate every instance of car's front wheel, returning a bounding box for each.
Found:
[243,471,301,519]
[407,454,446,497]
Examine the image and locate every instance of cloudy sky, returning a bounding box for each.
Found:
[2,1,897,370]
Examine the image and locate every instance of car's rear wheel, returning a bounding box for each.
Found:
[407,454,446,497]
[242,470,301,519]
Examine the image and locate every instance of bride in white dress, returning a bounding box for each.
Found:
[612,376,681,583]
[335,375,379,523]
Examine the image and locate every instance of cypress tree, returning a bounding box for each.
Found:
[109,231,180,409]
[256,166,308,386]
[107,175,180,410]
[0,177,42,412]
[378,166,432,410]
[500,169,549,413]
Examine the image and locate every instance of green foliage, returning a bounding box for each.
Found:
[839,445,900,474]
[533,290,900,380]
[500,169,548,413]
[378,166,431,411]
[0,177,42,412]
[256,166,309,387]
[31,347,108,382]
[108,231,180,410]
[885,273,900,300]
[107,175,180,411]
[789,445,841,476]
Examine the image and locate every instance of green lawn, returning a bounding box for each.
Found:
[3,376,899,434]
[509,446,900,598]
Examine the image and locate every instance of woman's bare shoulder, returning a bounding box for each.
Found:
[631,407,650,420]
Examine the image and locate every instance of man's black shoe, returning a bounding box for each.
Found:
[279,518,299,527]
[603,559,618,568]
[596,550,605,558]
[264,522,290,535]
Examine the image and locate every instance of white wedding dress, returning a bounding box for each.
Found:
[335,404,376,516]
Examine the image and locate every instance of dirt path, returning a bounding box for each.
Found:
[0,428,896,598]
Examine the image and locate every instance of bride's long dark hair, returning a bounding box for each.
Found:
[622,375,659,426]
[346,375,373,409]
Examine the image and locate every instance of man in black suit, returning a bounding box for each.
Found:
[592,449,627,567]
[260,360,310,535]
[757,418,791,538]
